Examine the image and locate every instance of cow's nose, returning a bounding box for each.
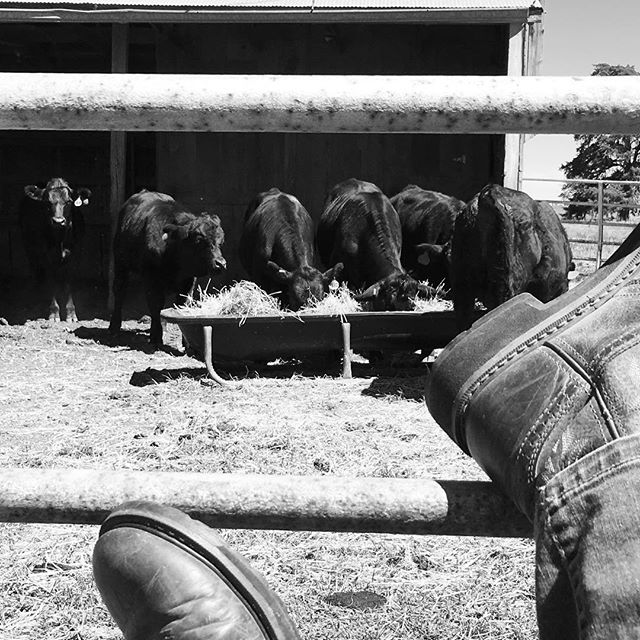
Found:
[215,257,227,271]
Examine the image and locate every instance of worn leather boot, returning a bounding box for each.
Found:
[93,501,300,640]
[426,225,640,520]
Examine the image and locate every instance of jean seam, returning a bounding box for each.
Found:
[455,252,640,444]
[546,454,640,506]
[543,491,587,635]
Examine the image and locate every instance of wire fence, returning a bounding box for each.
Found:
[521,177,640,269]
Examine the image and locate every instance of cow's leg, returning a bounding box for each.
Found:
[46,277,61,322]
[109,267,129,334]
[145,278,165,346]
[65,289,78,322]
[452,287,476,332]
[48,295,61,322]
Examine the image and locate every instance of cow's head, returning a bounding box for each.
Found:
[266,261,344,311]
[24,178,91,225]
[162,212,226,276]
[356,272,433,311]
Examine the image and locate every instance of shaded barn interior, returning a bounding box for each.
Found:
[0,20,510,314]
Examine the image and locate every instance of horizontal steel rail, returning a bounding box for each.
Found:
[0,467,531,538]
[0,73,639,134]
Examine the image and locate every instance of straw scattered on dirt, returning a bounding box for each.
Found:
[0,315,536,640]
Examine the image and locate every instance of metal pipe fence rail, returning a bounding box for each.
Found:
[0,73,639,134]
[522,176,640,268]
[3,72,640,537]
[0,467,531,538]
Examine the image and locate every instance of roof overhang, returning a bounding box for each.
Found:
[0,1,544,24]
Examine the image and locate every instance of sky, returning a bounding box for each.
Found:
[522,0,640,199]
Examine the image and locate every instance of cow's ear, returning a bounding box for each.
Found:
[266,260,293,283]
[162,223,186,242]
[355,283,380,301]
[24,185,45,201]
[415,243,444,267]
[323,262,344,284]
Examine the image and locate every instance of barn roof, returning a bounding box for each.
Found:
[0,0,543,23]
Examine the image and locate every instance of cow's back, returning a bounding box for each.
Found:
[114,190,184,269]
[392,186,462,244]
[391,185,464,284]
[528,201,572,301]
[318,180,403,288]
[240,189,315,278]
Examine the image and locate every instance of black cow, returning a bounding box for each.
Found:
[317,179,431,311]
[451,183,574,330]
[390,184,465,290]
[19,177,91,321]
[239,188,342,311]
[109,190,227,345]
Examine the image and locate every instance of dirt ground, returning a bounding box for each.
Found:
[0,286,536,640]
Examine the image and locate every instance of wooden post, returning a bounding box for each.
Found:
[108,24,128,311]
[504,22,525,190]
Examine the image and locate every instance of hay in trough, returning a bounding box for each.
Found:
[411,281,453,312]
[298,282,362,317]
[178,281,286,322]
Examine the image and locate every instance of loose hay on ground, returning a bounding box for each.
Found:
[0,318,536,640]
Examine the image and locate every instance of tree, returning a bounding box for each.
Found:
[561,64,640,221]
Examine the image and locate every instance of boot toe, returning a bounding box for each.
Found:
[92,501,300,640]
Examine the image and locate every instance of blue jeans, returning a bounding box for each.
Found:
[535,434,640,640]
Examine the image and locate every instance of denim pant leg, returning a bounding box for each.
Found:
[534,434,640,640]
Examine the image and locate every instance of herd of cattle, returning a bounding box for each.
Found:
[19,176,575,345]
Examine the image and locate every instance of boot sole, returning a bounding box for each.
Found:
[447,246,640,452]
[99,501,300,640]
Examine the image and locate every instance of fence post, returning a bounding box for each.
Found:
[595,181,605,268]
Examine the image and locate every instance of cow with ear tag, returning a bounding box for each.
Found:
[240,188,343,311]
[19,177,91,321]
[317,178,433,312]
[390,184,464,291]
[109,189,226,345]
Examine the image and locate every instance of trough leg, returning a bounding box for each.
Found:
[341,321,353,379]
[202,325,229,386]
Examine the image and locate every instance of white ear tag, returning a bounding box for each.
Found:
[162,232,169,242]
[74,197,82,207]
[82,198,89,205]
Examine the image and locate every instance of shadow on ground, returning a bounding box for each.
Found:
[74,324,184,357]
[128,356,430,395]
[130,366,209,386]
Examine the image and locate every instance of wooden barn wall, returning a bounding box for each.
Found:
[0,23,156,283]
[155,22,508,285]
[0,21,508,287]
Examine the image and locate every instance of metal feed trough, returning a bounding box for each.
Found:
[160,307,473,384]
[3,72,639,536]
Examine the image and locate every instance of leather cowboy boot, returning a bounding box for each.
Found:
[426,224,640,520]
[93,501,300,640]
